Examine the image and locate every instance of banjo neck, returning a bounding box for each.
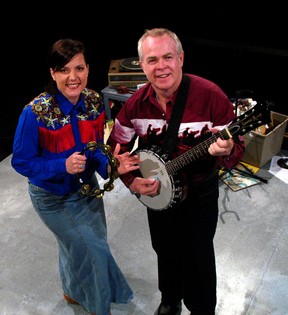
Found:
[166,127,232,175]
[165,99,273,176]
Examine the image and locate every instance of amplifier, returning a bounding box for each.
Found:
[108,58,148,87]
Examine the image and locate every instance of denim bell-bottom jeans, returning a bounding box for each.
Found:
[28,178,133,315]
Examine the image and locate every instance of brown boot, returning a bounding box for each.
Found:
[63,293,79,305]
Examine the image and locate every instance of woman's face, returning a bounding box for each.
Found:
[50,53,89,105]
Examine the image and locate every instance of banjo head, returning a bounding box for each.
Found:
[136,148,182,211]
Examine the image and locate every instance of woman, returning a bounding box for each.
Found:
[11,38,139,315]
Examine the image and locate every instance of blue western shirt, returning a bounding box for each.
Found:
[11,88,108,195]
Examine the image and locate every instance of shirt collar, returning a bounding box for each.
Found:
[142,84,154,102]
[143,82,179,105]
[55,91,86,115]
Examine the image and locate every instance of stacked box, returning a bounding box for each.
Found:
[241,111,288,167]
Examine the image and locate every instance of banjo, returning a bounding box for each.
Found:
[133,100,272,211]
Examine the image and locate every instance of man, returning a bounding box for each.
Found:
[107,28,245,315]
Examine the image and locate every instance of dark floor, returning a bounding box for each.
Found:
[0,137,13,162]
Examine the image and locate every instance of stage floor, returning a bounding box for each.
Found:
[1,152,288,315]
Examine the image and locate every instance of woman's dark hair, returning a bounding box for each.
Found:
[44,39,87,94]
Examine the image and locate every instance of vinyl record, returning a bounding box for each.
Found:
[120,57,141,71]
[277,158,288,169]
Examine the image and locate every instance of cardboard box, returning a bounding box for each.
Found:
[241,111,288,167]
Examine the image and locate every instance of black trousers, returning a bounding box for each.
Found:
[147,175,219,315]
